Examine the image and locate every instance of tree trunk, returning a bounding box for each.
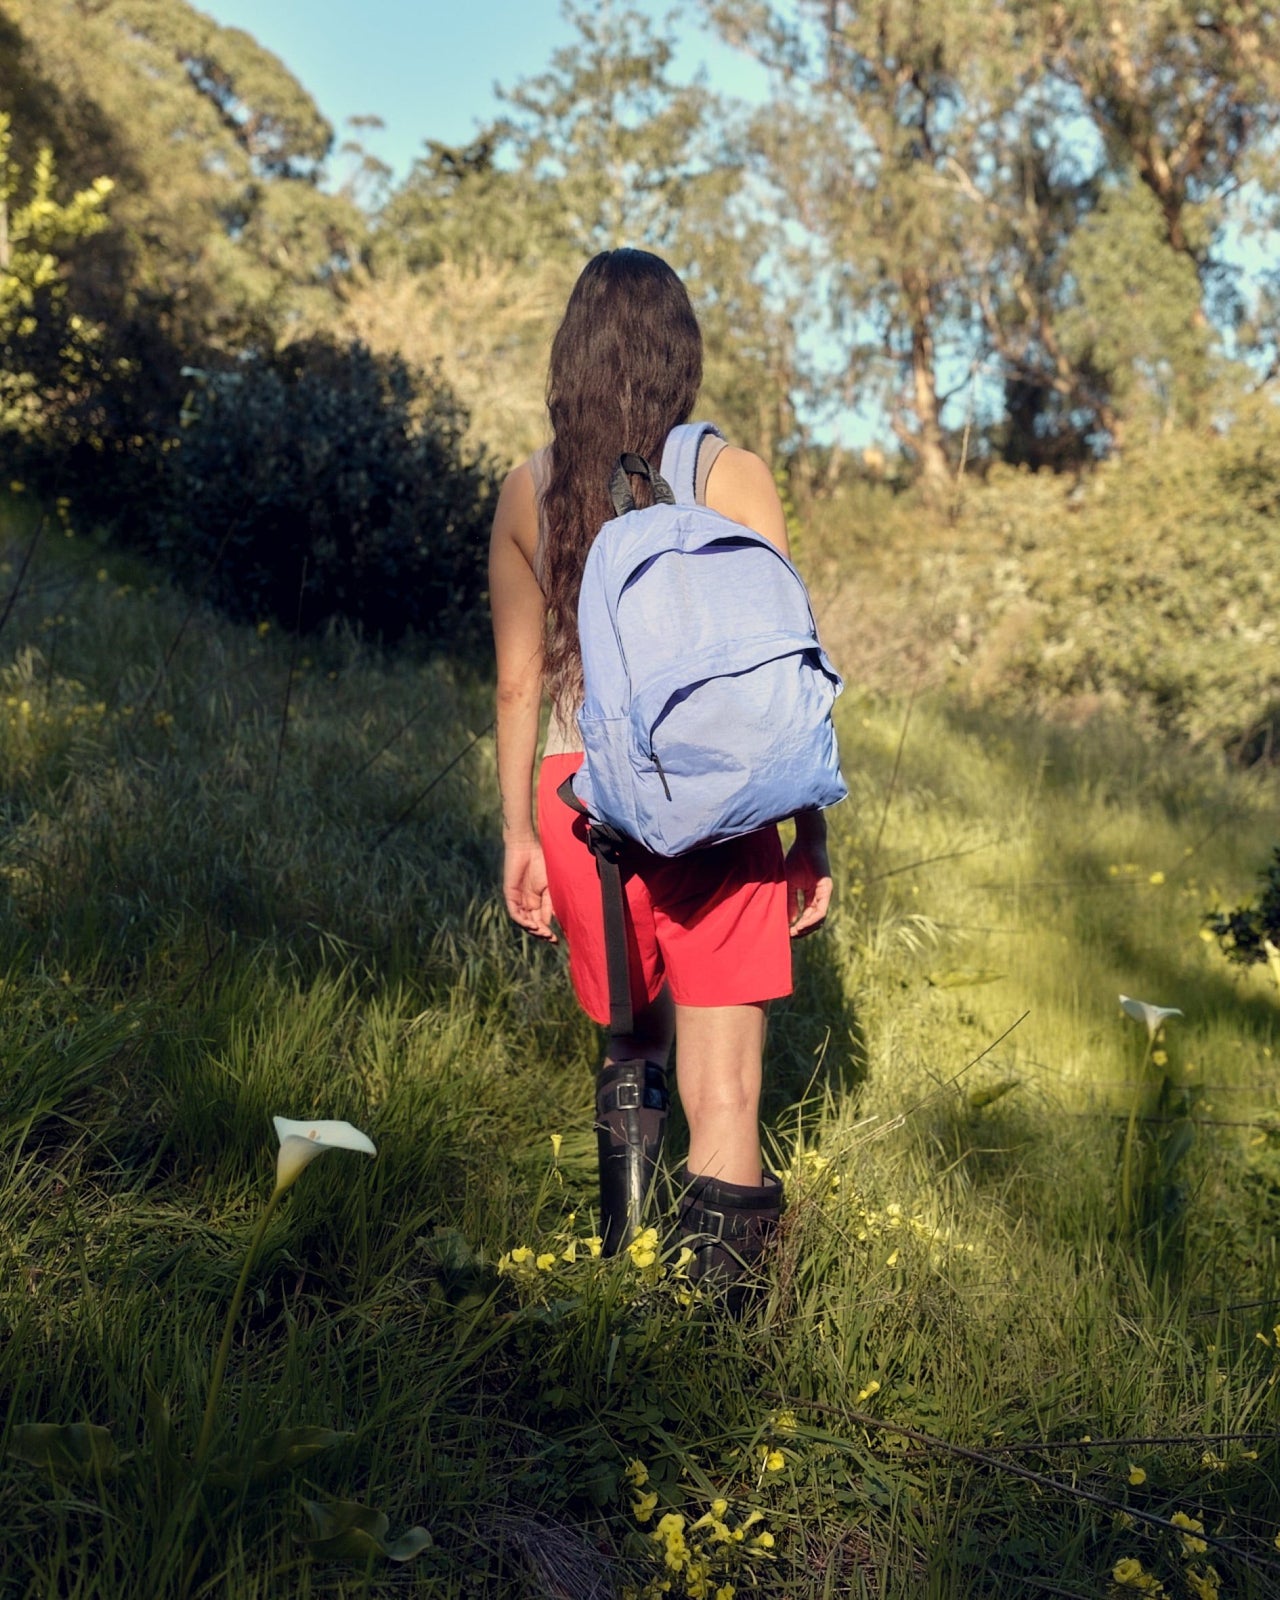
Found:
[903,268,949,492]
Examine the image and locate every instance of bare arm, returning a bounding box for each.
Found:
[489,462,556,940]
[706,446,833,937]
[703,445,791,557]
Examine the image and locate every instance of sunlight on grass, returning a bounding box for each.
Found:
[2,511,1278,1597]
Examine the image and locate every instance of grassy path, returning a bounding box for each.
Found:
[2,497,1278,1597]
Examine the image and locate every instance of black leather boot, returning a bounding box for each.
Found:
[596,1058,670,1256]
[674,1167,784,1316]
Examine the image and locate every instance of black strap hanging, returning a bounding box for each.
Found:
[557,776,634,1039]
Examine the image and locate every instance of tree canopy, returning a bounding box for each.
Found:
[2,0,1279,492]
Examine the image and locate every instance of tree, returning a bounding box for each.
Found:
[0,0,362,363]
[706,0,1023,489]
[496,0,804,462]
[0,111,114,440]
[1039,2,1280,289]
[360,2,803,467]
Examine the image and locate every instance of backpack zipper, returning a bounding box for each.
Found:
[650,748,672,801]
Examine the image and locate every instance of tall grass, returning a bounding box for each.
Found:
[2,491,1278,1598]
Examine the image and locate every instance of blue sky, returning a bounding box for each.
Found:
[198,0,767,180]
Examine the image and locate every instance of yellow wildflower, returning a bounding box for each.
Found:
[628,1226,660,1268]
[1110,1554,1163,1592]
[885,1248,900,1267]
[1184,1569,1219,1600]
[1152,1050,1168,1067]
[625,1459,649,1487]
[715,1587,735,1600]
[1171,1511,1207,1555]
[1127,1463,1146,1485]
[760,1446,785,1472]
[550,1132,562,1160]
[1149,871,1165,885]
[710,1498,728,1517]
[632,1489,659,1523]
[536,1252,556,1271]
[750,1531,775,1550]
[857,1380,881,1403]
[561,1239,577,1262]
[653,1511,688,1572]
[586,1235,603,1257]
[773,1409,797,1432]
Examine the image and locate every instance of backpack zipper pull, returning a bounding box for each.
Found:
[650,748,672,801]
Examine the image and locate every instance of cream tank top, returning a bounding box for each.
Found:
[533,434,728,759]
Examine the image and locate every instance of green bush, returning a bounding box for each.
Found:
[1205,846,1280,970]
[808,405,1280,762]
[151,338,499,651]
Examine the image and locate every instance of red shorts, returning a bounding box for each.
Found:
[538,753,793,1026]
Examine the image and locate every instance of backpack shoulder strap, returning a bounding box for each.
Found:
[660,422,724,507]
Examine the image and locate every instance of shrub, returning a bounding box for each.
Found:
[150,338,499,652]
[1204,846,1280,971]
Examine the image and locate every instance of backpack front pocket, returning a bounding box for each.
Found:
[634,639,846,853]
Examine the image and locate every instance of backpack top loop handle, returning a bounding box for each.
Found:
[609,453,676,517]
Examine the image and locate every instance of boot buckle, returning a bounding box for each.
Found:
[612,1082,642,1110]
[697,1207,726,1241]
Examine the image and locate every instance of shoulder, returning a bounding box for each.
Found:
[491,456,541,565]
[703,446,789,555]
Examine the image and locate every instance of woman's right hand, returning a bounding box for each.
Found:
[503,840,557,942]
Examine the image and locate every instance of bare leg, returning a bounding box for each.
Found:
[673,1002,766,1187]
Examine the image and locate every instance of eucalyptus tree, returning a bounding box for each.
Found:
[705,0,1025,489]
[1037,2,1280,291]
[1007,0,1280,434]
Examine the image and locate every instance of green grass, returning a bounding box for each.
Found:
[1,490,1279,1598]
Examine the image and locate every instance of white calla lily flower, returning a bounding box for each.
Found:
[1118,995,1184,1039]
[273,1116,377,1192]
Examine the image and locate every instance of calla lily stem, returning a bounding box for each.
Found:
[196,1184,285,1465]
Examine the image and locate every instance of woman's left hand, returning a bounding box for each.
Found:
[785,834,832,938]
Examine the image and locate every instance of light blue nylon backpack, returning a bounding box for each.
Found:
[568,422,847,857]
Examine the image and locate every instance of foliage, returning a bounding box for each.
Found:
[707,0,1280,473]
[150,339,498,650]
[0,111,115,441]
[0,0,364,527]
[2,496,1280,1595]
[1057,181,1214,437]
[1205,848,1280,972]
[352,4,803,468]
[808,406,1280,761]
[0,0,356,354]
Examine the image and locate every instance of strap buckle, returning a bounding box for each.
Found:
[696,1207,727,1242]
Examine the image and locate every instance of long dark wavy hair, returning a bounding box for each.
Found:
[541,248,702,712]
